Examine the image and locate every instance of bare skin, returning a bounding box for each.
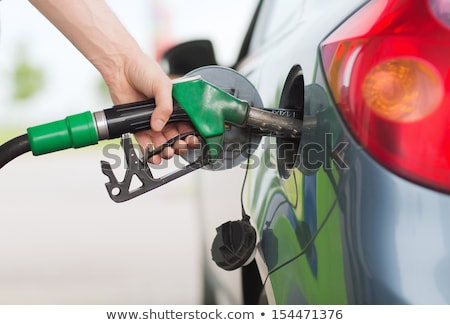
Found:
[29,0,197,163]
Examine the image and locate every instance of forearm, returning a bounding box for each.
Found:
[30,0,173,134]
[29,0,142,84]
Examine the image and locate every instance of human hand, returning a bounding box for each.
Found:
[105,52,198,164]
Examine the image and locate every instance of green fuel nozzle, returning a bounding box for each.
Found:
[25,76,254,160]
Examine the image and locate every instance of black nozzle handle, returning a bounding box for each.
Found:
[100,98,191,140]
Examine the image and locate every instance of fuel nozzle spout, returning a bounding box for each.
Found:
[246,106,303,138]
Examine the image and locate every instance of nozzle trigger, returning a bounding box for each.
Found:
[101,132,207,203]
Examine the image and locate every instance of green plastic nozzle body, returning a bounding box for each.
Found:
[172,77,250,159]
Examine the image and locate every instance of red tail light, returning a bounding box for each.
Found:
[321,0,450,193]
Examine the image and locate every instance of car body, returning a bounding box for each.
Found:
[164,0,450,304]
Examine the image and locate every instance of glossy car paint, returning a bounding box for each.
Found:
[236,0,450,304]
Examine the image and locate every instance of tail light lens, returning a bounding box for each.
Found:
[321,0,450,193]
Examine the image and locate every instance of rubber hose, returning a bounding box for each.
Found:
[0,134,31,169]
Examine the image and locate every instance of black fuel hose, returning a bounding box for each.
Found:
[0,134,31,169]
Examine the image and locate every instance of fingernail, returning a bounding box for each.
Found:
[153,119,164,131]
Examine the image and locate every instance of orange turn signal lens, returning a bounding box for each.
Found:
[362,58,444,122]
